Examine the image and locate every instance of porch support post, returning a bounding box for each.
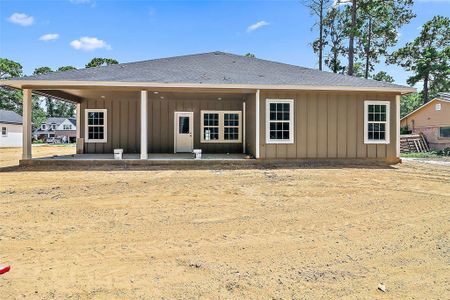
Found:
[396,94,400,158]
[75,102,82,154]
[22,89,32,159]
[242,101,246,154]
[255,89,260,159]
[140,90,148,159]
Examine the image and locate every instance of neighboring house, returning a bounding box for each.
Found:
[2,52,415,163]
[34,117,76,143]
[0,109,23,148]
[401,93,450,150]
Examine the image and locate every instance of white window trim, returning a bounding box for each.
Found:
[1,126,7,137]
[200,110,242,143]
[85,109,107,143]
[436,103,442,111]
[364,100,390,144]
[265,99,295,144]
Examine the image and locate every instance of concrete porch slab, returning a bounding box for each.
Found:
[18,153,255,167]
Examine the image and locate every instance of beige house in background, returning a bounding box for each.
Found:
[1,52,415,165]
[401,94,450,150]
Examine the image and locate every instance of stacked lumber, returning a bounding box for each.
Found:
[400,133,430,153]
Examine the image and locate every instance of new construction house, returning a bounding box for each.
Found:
[0,52,415,165]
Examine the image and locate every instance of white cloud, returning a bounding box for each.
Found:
[333,0,352,6]
[247,21,269,33]
[39,33,59,41]
[70,37,111,51]
[7,13,34,26]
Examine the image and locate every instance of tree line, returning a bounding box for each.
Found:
[304,0,449,115]
[0,58,118,126]
[1,3,449,122]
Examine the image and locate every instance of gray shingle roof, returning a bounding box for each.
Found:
[11,52,409,90]
[68,118,76,126]
[0,109,23,124]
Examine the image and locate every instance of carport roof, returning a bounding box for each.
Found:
[3,52,414,93]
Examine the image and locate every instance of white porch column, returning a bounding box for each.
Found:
[255,89,260,159]
[396,95,401,158]
[22,89,32,159]
[140,90,148,159]
[242,101,246,154]
[76,103,81,140]
[75,102,82,154]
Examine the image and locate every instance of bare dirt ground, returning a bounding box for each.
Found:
[0,146,449,299]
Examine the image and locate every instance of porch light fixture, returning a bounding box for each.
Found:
[160,96,164,99]
[217,97,222,100]
[100,95,106,99]
[153,91,159,94]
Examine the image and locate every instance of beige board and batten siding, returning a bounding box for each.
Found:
[245,93,257,156]
[80,91,246,154]
[258,91,399,160]
[146,93,245,153]
[80,91,141,154]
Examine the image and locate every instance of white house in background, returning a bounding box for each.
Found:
[0,109,23,148]
[33,117,76,143]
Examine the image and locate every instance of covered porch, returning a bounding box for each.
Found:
[19,86,260,162]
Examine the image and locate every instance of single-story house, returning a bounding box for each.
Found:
[401,93,450,150]
[34,117,77,143]
[0,52,415,164]
[0,109,23,148]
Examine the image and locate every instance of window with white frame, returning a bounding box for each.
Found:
[51,123,56,130]
[364,100,390,144]
[201,111,242,143]
[63,124,72,130]
[1,127,6,136]
[436,103,442,111]
[266,99,294,144]
[41,124,47,130]
[85,109,107,143]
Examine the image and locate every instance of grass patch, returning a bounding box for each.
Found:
[401,151,443,158]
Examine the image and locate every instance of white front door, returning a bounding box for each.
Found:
[174,112,194,153]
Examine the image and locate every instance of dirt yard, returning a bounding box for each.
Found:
[0,146,449,299]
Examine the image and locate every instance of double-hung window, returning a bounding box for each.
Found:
[1,127,7,137]
[364,100,390,144]
[201,111,242,143]
[266,99,294,144]
[85,109,107,143]
[224,113,240,141]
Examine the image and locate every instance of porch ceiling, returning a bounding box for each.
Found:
[34,87,254,103]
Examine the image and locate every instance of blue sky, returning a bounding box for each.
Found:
[0,0,449,86]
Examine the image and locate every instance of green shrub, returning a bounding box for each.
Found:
[400,126,412,134]
[437,147,450,156]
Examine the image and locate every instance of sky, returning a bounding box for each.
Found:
[0,0,449,87]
